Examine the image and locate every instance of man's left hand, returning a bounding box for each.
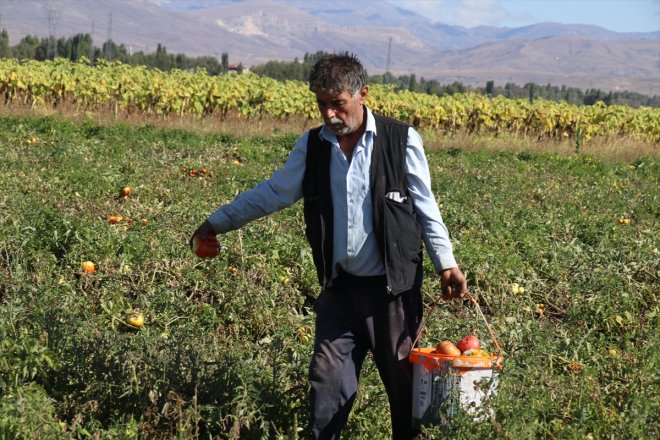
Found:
[440,267,468,300]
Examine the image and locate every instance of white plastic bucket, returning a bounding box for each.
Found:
[410,347,503,428]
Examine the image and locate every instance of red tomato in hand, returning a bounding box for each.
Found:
[457,335,480,353]
[192,234,220,258]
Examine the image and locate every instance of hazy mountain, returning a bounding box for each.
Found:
[430,35,660,94]
[1,0,658,94]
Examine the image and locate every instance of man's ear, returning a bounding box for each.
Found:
[358,86,368,103]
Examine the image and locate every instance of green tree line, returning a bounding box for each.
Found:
[251,52,660,109]
[0,30,241,75]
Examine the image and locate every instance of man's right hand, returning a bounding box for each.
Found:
[440,267,468,300]
[189,219,217,250]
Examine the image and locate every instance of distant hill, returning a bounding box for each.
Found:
[1,0,658,94]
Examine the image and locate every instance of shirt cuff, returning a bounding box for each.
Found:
[207,208,234,234]
[430,252,458,273]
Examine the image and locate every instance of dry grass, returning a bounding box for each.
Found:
[420,129,658,163]
[0,104,318,138]
[2,104,657,163]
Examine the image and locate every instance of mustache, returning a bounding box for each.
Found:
[325,117,343,125]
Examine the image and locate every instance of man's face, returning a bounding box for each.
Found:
[315,87,368,137]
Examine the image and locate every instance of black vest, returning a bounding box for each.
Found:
[302,114,423,294]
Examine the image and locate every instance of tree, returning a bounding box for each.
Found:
[194,56,221,75]
[584,89,606,105]
[12,35,40,59]
[445,81,466,95]
[423,79,444,96]
[69,34,93,62]
[153,43,173,70]
[303,51,327,65]
[221,52,229,72]
[485,80,495,97]
[101,39,129,62]
[527,83,536,103]
[382,71,396,85]
[408,74,417,92]
[0,30,10,58]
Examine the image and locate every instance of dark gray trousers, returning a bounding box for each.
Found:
[309,271,423,439]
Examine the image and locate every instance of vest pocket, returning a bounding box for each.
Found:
[383,195,422,291]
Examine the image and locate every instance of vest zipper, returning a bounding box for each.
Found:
[319,213,328,286]
[382,191,393,294]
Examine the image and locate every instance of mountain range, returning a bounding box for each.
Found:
[1,0,658,95]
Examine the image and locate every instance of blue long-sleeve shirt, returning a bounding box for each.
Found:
[208,108,457,278]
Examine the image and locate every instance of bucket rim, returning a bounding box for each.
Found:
[410,346,504,370]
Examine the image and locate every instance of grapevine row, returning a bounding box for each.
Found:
[1,58,658,142]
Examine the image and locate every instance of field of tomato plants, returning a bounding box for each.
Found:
[0,114,657,439]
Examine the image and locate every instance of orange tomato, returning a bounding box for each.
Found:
[120,187,133,197]
[192,234,220,258]
[436,340,462,356]
[462,348,491,357]
[81,261,95,273]
[108,215,122,224]
[126,312,144,328]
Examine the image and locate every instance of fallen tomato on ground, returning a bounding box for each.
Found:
[126,312,144,328]
[81,261,95,273]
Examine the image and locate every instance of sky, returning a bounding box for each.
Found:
[388,0,660,33]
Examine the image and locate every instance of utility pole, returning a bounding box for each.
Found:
[106,10,113,60]
[89,20,95,65]
[385,36,392,83]
[48,6,60,59]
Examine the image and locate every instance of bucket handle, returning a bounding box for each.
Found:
[412,291,503,354]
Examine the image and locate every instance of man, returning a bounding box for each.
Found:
[191,54,467,439]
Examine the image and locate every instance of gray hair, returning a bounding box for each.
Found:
[308,53,367,96]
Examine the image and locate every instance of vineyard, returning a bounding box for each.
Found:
[1,58,659,143]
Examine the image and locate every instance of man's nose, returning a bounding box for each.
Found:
[321,106,336,119]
